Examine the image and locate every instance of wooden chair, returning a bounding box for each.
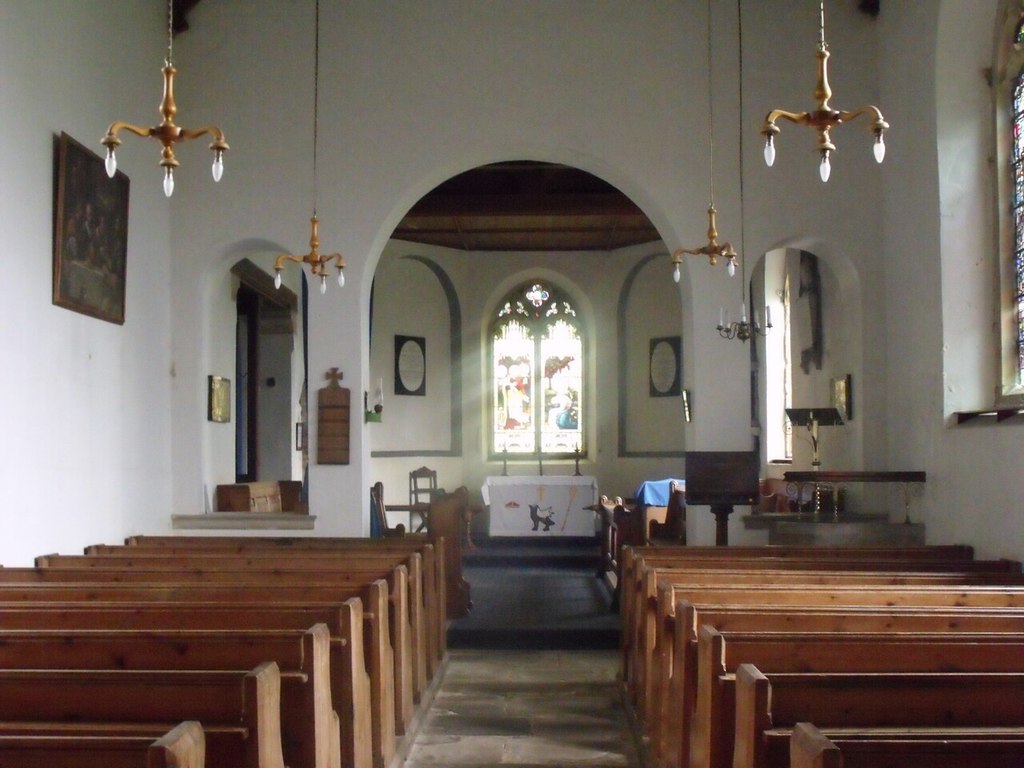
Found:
[371,481,406,537]
[407,467,439,532]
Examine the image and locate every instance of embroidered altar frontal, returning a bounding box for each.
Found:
[482,476,598,537]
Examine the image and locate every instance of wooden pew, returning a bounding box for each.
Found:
[656,600,1024,768]
[0,600,373,768]
[40,549,433,696]
[21,558,422,726]
[101,535,448,664]
[0,581,394,768]
[734,665,1024,768]
[120,532,460,623]
[638,581,1024,768]
[629,565,1024,733]
[789,721,1024,768]
[0,662,285,768]
[642,582,1024,764]
[0,720,206,768]
[0,625,336,768]
[692,626,1024,768]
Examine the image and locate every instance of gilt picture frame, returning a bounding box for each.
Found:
[208,375,231,423]
[831,373,852,421]
[52,132,129,325]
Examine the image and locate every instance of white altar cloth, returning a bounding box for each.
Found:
[482,476,598,537]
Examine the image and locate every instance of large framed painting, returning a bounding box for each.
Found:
[52,132,130,324]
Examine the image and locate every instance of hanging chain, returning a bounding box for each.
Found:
[738,0,746,285]
[166,0,174,64]
[312,0,321,217]
[707,0,715,207]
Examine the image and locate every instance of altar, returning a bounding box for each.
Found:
[482,476,598,537]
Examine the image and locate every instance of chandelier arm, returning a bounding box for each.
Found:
[834,106,889,132]
[274,254,308,272]
[763,109,812,131]
[178,125,230,146]
[102,122,154,145]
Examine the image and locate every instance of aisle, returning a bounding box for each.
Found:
[448,536,620,649]
[404,649,641,767]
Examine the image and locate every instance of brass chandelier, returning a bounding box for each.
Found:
[273,0,346,294]
[761,0,888,182]
[102,0,228,197]
[670,0,739,283]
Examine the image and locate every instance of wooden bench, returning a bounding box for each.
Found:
[21,558,421,728]
[654,600,1024,768]
[0,720,206,768]
[0,662,285,768]
[0,600,374,768]
[0,624,336,768]
[789,721,1024,768]
[628,564,1024,731]
[0,581,393,768]
[215,480,305,513]
[692,626,1024,768]
[734,665,1024,768]
[40,549,435,701]
[103,535,448,656]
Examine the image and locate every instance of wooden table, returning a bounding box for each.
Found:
[783,470,926,521]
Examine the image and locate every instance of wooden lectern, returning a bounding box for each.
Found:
[685,451,759,545]
[785,407,843,469]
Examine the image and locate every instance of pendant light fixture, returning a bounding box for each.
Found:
[760,0,888,182]
[670,0,739,284]
[273,0,346,294]
[102,0,228,197]
[718,0,771,342]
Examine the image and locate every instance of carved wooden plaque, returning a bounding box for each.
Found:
[317,368,350,465]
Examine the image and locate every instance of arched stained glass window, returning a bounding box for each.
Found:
[999,4,1024,393]
[491,281,584,457]
[1011,14,1024,382]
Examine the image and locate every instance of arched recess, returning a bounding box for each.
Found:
[753,240,864,474]
[369,254,462,458]
[199,239,308,507]
[617,251,686,457]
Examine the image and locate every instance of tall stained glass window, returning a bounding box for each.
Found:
[491,281,584,457]
[1012,14,1024,382]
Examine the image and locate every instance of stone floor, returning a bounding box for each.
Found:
[404,649,641,767]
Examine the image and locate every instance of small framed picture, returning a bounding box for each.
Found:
[208,375,231,423]
[831,373,852,421]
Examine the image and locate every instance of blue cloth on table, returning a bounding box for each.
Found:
[633,478,684,506]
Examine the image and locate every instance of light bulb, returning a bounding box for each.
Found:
[873,134,885,163]
[672,263,681,283]
[104,149,117,178]
[212,151,224,182]
[274,271,282,289]
[819,151,831,183]
[163,167,175,197]
[763,136,776,167]
[319,276,327,294]
[337,270,345,288]
[727,259,736,277]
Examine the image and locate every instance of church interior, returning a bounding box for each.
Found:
[2,1,1024,766]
